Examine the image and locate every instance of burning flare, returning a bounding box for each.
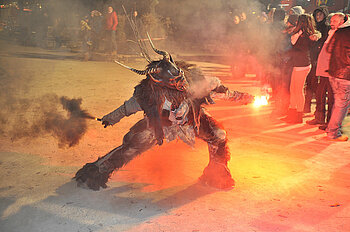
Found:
[253,95,269,107]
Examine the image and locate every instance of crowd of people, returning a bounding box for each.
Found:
[2,3,349,141]
[267,5,350,141]
[80,6,118,61]
[78,4,350,141]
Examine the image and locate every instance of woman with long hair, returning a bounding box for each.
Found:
[284,14,320,123]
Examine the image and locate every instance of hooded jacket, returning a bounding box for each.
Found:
[311,5,330,62]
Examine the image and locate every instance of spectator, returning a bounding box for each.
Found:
[104,6,118,55]
[90,10,103,52]
[80,15,92,61]
[325,13,350,141]
[304,5,330,113]
[283,14,320,123]
[307,12,346,128]
[269,8,290,116]
[271,14,299,118]
[53,17,65,49]
[275,14,299,116]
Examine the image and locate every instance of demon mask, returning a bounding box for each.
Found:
[114,35,188,91]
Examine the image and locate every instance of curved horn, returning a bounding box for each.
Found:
[147,32,169,59]
[147,67,161,74]
[114,60,147,75]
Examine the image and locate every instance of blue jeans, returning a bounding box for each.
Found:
[326,77,350,138]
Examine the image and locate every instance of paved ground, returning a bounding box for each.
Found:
[0,37,350,232]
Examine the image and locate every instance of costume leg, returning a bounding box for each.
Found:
[75,119,157,190]
[196,109,235,189]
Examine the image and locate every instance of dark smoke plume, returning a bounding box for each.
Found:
[0,93,94,148]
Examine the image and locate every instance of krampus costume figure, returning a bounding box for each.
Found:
[75,43,254,191]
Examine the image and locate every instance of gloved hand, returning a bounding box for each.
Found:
[101,120,111,128]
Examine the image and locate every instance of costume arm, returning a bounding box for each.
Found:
[101,96,142,126]
[211,90,254,104]
[208,76,254,104]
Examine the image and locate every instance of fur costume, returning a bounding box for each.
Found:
[75,57,254,191]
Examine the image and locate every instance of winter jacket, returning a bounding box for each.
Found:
[311,6,330,62]
[290,32,314,67]
[105,11,118,31]
[91,16,103,34]
[315,29,335,77]
[327,25,350,80]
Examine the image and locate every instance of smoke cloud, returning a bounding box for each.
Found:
[0,93,93,148]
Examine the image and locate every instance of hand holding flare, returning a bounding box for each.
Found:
[94,117,110,128]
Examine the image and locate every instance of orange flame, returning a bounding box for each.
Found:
[253,95,269,107]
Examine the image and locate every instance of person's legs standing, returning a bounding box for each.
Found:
[326,77,350,139]
[325,78,334,124]
[111,30,117,54]
[104,30,112,53]
[290,67,311,112]
[314,76,328,123]
[304,65,317,113]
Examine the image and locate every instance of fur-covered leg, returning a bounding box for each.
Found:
[199,142,235,189]
[197,110,235,189]
[74,146,124,191]
[75,161,110,191]
[74,119,156,190]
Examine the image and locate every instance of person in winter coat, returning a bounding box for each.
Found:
[90,10,103,52]
[304,5,330,113]
[283,14,320,123]
[104,6,118,55]
[270,8,291,117]
[306,13,348,129]
[80,16,92,61]
[325,13,350,141]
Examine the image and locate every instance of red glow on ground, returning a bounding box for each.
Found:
[111,140,209,192]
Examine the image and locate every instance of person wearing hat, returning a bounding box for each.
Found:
[270,13,298,117]
[288,6,305,16]
[271,15,298,117]
[270,8,290,116]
